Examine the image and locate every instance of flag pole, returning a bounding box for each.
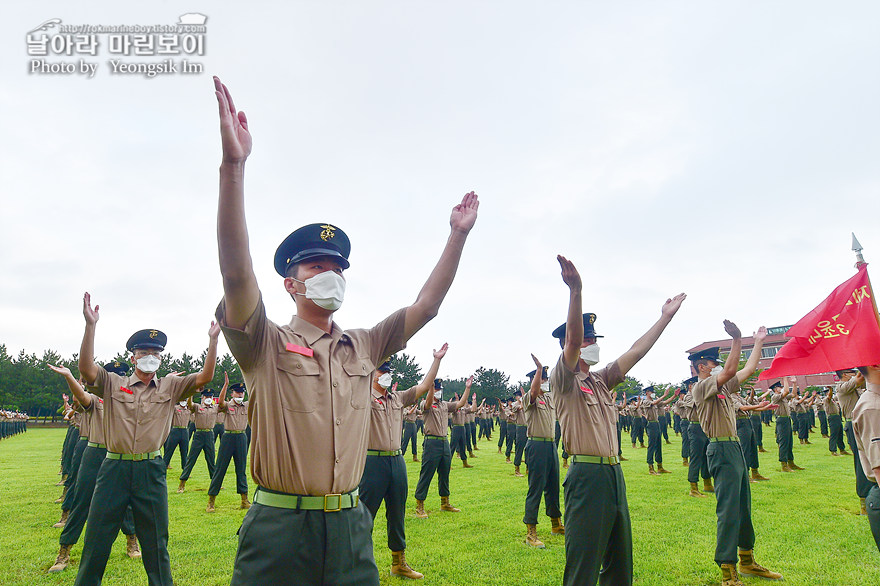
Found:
[853,233,880,327]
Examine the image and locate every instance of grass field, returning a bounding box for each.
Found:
[1,426,877,585]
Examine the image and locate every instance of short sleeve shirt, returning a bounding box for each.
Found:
[551,354,623,458]
[368,386,418,451]
[171,404,190,427]
[88,368,200,454]
[837,377,865,419]
[692,375,739,438]
[852,385,880,484]
[423,399,454,437]
[523,392,554,439]
[85,394,105,445]
[192,402,219,429]
[223,400,249,431]
[217,296,406,496]
[770,392,791,417]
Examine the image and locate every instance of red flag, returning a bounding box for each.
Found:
[759,264,880,380]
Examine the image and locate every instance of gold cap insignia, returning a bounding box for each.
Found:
[588,314,596,324]
[149,330,159,338]
[320,224,336,242]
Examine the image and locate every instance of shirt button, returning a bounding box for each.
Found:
[296,364,302,369]
[335,458,340,463]
[336,418,341,425]
[333,382,338,388]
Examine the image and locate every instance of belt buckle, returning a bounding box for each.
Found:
[132,453,144,462]
[324,493,342,512]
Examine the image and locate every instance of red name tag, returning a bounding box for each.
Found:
[538,400,545,405]
[286,343,314,357]
[120,386,133,394]
[718,394,726,399]
[580,386,593,395]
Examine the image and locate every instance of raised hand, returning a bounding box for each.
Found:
[530,353,543,370]
[209,320,221,339]
[557,255,582,292]
[48,364,72,377]
[83,292,99,325]
[753,326,768,342]
[723,319,742,339]
[450,191,479,234]
[214,76,252,164]
[661,293,687,318]
[465,375,474,390]
[433,343,449,359]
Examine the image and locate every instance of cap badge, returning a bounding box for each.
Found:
[149,330,159,339]
[320,224,336,242]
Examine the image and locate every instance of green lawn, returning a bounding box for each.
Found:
[1,427,877,585]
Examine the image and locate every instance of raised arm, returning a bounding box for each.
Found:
[412,344,449,400]
[403,193,479,341]
[48,365,91,409]
[78,292,101,385]
[736,326,767,383]
[711,320,742,392]
[559,256,584,370]
[192,322,221,390]
[529,354,544,400]
[454,377,473,411]
[218,372,230,411]
[214,77,258,329]
[616,294,687,376]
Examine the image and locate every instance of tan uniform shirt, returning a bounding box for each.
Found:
[451,404,469,426]
[191,402,219,430]
[216,411,226,427]
[505,405,517,424]
[692,375,739,439]
[679,393,698,421]
[217,296,406,496]
[731,394,749,419]
[523,392,554,439]
[88,368,200,454]
[77,405,90,439]
[514,402,526,426]
[171,404,190,428]
[423,399,454,437]
[367,386,418,451]
[770,392,791,417]
[852,384,880,485]
[551,354,623,458]
[644,402,658,422]
[85,394,105,445]
[837,377,865,419]
[403,406,418,423]
[823,392,840,416]
[223,400,249,432]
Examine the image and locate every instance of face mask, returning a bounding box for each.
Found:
[203,398,214,406]
[294,271,346,311]
[136,355,161,374]
[540,382,550,393]
[579,344,600,366]
[710,365,723,376]
[178,401,186,407]
[378,373,393,389]
[434,391,442,400]
[232,397,244,405]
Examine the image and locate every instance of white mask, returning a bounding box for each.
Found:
[294,271,346,311]
[540,382,550,393]
[434,391,442,400]
[178,401,187,407]
[378,373,393,389]
[710,365,723,376]
[232,397,244,405]
[579,344,600,366]
[203,398,214,406]
[136,355,161,374]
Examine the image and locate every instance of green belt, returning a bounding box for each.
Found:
[709,437,739,443]
[571,455,620,465]
[529,437,554,442]
[172,426,187,429]
[689,420,700,424]
[225,430,245,434]
[106,450,161,461]
[425,435,446,440]
[736,416,749,420]
[79,436,88,441]
[845,418,853,423]
[196,428,213,432]
[776,415,790,419]
[254,487,359,512]
[87,442,106,449]
[367,449,401,457]
[452,424,465,427]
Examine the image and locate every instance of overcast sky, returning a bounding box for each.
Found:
[2,2,878,388]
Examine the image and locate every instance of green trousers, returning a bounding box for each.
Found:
[523,439,561,525]
[706,441,755,565]
[563,462,632,586]
[231,495,379,585]
[776,416,794,462]
[359,454,407,551]
[688,423,711,483]
[179,429,215,481]
[828,413,846,452]
[867,484,880,552]
[845,422,873,498]
[74,456,171,586]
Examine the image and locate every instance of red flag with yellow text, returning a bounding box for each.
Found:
[759,264,880,380]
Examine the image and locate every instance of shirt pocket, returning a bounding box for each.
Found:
[276,352,320,413]
[144,389,172,420]
[343,356,373,409]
